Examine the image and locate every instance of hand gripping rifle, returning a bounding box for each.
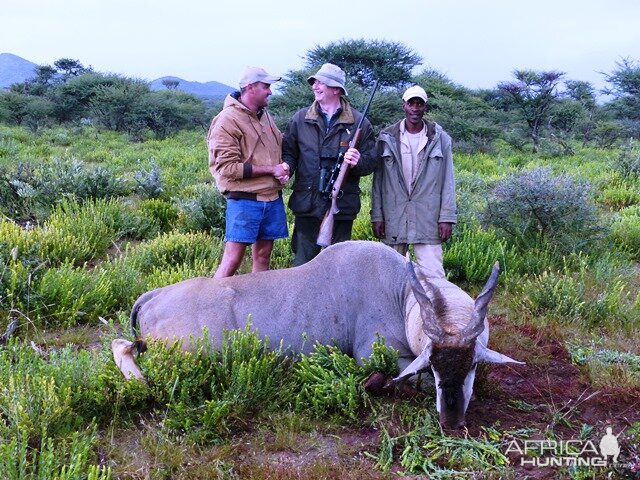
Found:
[316,80,379,247]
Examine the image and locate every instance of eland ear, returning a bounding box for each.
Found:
[476,342,524,365]
[393,343,432,383]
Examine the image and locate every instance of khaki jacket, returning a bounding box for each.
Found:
[371,119,457,245]
[207,93,283,201]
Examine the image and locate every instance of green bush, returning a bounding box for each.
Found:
[0,344,77,442]
[599,185,640,210]
[124,231,222,274]
[483,167,604,254]
[98,260,147,309]
[0,427,111,480]
[443,224,518,285]
[136,198,180,235]
[33,263,118,327]
[610,206,640,259]
[612,139,640,178]
[143,260,214,291]
[269,237,293,270]
[516,269,586,322]
[1,159,128,221]
[133,159,164,199]
[175,183,226,236]
[294,343,364,421]
[511,263,636,328]
[38,198,145,266]
[138,325,289,440]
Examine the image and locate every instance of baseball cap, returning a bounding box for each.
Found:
[402,85,428,103]
[239,67,281,88]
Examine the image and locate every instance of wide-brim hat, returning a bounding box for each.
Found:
[307,63,348,95]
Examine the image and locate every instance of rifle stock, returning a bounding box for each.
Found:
[316,81,379,247]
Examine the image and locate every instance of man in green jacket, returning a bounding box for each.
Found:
[208,67,290,278]
[371,85,457,278]
[283,63,377,266]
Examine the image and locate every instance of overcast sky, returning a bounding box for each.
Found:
[3,0,640,93]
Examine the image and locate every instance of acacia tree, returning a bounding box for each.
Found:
[304,39,422,89]
[54,58,92,79]
[498,70,565,152]
[603,57,640,137]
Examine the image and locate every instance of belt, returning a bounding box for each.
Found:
[226,191,283,200]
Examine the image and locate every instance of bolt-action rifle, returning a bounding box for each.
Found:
[316,80,379,247]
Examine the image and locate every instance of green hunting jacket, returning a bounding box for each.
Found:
[371,119,457,245]
[282,98,377,220]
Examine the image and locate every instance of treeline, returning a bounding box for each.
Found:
[1,40,639,153]
[0,59,212,140]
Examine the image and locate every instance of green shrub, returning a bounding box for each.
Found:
[612,139,640,178]
[209,324,288,416]
[144,260,214,290]
[134,159,164,199]
[599,185,640,209]
[443,224,517,285]
[136,198,180,235]
[175,183,226,236]
[0,219,41,267]
[139,325,289,440]
[0,347,75,442]
[124,231,222,274]
[98,260,147,309]
[269,237,293,270]
[511,263,636,328]
[1,159,128,222]
[360,334,400,378]
[516,269,586,321]
[0,427,111,480]
[1,261,36,322]
[0,137,19,158]
[610,206,640,259]
[294,343,364,421]
[483,167,604,254]
[0,342,120,434]
[38,198,141,266]
[33,263,118,327]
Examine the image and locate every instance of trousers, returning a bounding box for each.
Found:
[291,216,353,266]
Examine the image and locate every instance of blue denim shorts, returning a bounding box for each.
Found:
[225,197,289,243]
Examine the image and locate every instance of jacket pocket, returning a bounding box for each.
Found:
[336,182,361,217]
[428,145,443,159]
[288,180,316,214]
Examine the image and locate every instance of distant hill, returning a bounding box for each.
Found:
[149,76,234,100]
[0,53,38,88]
[0,53,234,99]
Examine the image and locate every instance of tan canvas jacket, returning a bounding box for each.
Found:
[207,93,283,201]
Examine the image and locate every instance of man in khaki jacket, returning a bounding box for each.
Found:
[208,67,290,278]
[371,85,457,278]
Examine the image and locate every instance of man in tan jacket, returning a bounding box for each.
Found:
[208,67,290,278]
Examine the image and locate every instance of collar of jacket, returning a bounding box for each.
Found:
[304,97,354,125]
[384,119,437,141]
[379,119,439,160]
